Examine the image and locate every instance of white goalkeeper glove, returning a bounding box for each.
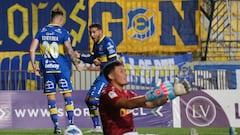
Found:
[174,78,191,96]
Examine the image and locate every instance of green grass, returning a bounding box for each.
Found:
[0,128,238,135]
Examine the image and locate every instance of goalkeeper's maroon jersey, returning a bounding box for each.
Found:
[99,83,137,135]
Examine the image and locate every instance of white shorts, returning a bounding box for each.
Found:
[123,131,139,135]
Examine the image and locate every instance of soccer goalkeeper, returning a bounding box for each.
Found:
[99,60,191,135]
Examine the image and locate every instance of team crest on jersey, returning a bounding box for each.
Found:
[127,8,155,41]
[108,90,118,99]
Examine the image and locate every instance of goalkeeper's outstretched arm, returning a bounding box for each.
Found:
[145,78,191,102]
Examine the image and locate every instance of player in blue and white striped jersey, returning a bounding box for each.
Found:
[76,23,117,133]
[30,9,82,134]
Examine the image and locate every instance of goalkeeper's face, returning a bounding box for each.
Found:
[109,65,128,87]
[89,27,103,43]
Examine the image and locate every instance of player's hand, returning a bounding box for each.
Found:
[74,51,80,58]
[93,59,101,66]
[173,78,191,96]
[151,96,168,107]
[145,86,163,101]
[34,67,41,76]
[145,81,174,101]
[161,81,175,100]
[75,63,83,71]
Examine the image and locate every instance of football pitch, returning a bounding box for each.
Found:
[0,128,238,135]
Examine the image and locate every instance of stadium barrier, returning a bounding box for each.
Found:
[0,69,236,91]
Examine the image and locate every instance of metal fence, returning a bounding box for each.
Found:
[0,69,235,91]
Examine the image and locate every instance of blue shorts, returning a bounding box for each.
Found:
[43,72,73,95]
[87,74,108,99]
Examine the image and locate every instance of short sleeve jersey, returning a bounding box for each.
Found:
[99,84,137,135]
[92,36,117,70]
[35,24,72,73]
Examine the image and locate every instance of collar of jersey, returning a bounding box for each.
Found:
[97,35,105,44]
[48,23,61,27]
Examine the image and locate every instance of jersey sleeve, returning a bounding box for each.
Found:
[105,38,117,60]
[127,90,138,98]
[34,31,41,41]
[63,30,71,43]
[103,89,122,108]
[98,38,117,69]
[79,53,95,64]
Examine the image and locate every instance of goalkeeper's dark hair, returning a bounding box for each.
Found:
[51,8,63,21]
[89,23,102,30]
[103,60,124,82]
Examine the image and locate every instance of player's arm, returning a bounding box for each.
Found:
[64,40,82,71]
[114,95,168,109]
[145,78,191,102]
[106,40,117,62]
[114,95,148,109]
[144,96,168,108]
[78,53,95,64]
[29,38,40,76]
[116,78,191,109]
[99,40,117,66]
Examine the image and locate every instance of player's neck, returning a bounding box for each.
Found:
[49,23,62,27]
[96,35,105,44]
[111,82,123,91]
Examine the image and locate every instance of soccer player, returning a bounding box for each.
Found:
[29,9,82,134]
[76,23,117,133]
[99,60,191,135]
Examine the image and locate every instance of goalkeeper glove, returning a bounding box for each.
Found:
[174,78,191,95]
[145,81,174,101]
[145,78,192,101]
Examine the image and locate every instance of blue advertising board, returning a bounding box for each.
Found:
[193,64,240,89]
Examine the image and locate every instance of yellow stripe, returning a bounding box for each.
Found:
[45,92,57,96]
[93,110,99,116]
[58,44,64,54]
[49,108,58,114]
[97,54,117,62]
[97,56,107,62]
[97,35,106,44]
[108,54,117,59]
[60,90,72,94]
[40,45,45,54]
[40,44,64,55]
[49,23,61,27]
[65,105,74,111]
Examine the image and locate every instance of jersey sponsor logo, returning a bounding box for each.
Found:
[107,43,116,54]
[108,90,118,99]
[46,32,55,36]
[127,8,155,41]
[120,108,133,117]
[107,42,114,50]
[44,63,60,69]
